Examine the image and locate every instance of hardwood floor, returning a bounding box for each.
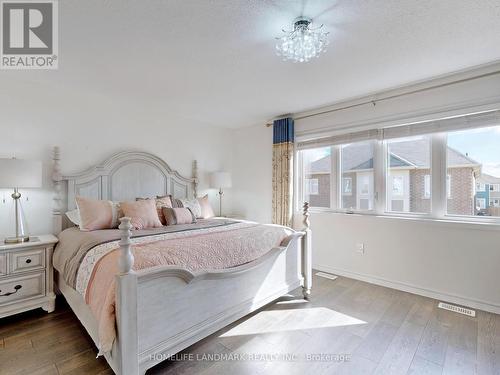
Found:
[1,274,499,374]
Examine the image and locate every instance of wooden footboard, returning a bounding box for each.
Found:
[114,204,312,375]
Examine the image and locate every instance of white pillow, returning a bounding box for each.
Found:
[179,198,202,218]
[66,209,81,226]
[65,201,122,229]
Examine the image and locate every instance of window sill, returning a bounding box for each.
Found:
[306,208,500,231]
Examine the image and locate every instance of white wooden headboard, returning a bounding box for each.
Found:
[52,147,198,234]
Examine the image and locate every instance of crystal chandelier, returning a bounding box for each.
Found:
[276,17,329,63]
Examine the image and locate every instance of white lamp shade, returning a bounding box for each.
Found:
[0,159,42,188]
[210,171,232,189]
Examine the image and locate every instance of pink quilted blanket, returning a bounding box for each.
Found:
[84,221,291,353]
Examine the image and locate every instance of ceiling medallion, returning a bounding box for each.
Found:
[276,17,329,63]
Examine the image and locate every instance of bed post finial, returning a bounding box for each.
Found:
[193,160,198,198]
[302,201,312,300]
[52,146,63,235]
[302,201,310,230]
[118,217,134,274]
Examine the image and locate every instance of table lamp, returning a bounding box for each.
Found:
[0,158,42,243]
[209,171,232,217]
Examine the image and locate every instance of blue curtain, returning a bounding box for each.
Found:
[272,118,294,226]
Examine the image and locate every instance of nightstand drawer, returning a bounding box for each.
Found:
[0,254,6,276]
[0,272,45,306]
[10,248,45,274]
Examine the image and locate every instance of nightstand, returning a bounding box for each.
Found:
[0,235,58,319]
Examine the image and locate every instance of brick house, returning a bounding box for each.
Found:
[475,174,500,215]
[306,140,480,214]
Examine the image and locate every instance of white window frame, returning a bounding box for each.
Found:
[476,182,486,192]
[295,114,500,225]
[490,184,500,192]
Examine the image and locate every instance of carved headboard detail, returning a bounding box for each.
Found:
[52,147,198,234]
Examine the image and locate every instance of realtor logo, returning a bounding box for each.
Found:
[1,0,58,69]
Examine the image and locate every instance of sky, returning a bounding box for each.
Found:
[448,126,500,178]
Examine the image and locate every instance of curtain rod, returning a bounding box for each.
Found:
[265,70,500,127]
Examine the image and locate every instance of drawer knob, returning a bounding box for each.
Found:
[25,258,32,264]
[0,284,22,297]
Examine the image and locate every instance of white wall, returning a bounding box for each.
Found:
[231,124,274,223]
[0,84,233,237]
[232,63,500,313]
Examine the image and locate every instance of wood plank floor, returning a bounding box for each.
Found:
[1,274,499,375]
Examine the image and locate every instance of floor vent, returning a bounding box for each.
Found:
[315,272,338,281]
[438,302,476,317]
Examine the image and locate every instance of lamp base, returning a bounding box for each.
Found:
[4,236,30,244]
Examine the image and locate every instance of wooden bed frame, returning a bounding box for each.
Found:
[51,147,312,375]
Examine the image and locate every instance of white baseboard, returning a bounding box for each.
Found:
[313,263,500,315]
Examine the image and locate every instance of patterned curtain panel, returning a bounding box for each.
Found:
[272,118,294,226]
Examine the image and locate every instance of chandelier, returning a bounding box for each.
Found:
[276,17,329,63]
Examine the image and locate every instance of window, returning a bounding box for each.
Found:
[424,175,431,199]
[306,179,319,195]
[297,110,500,223]
[447,126,500,217]
[341,141,375,211]
[386,136,430,213]
[476,198,486,210]
[342,177,352,195]
[300,147,332,208]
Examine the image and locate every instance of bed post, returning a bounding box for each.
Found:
[116,217,139,375]
[302,202,312,299]
[193,160,198,198]
[52,146,63,235]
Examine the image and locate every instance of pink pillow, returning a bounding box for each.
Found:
[197,194,215,219]
[120,199,163,230]
[76,196,114,231]
[136,196,173,225]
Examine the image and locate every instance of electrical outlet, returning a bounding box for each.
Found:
[356,243,365,254]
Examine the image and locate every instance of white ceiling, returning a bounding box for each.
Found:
[2,0,500,129]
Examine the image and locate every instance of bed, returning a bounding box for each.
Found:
[51,147,312,375]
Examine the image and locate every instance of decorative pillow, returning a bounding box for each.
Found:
[76,196,115,231]
[68,201,121,229]
[197,194,215,219]
[178,198,202,218]
[169,195,183,208]
[121,199,163,230]
[162,207,196,225]
[136,196,173,225]
[65,209,81,226]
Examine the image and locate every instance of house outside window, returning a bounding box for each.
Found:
[305,179,319,195]
[490,199,500,207]
[342,177,352,195]
[301,147,332,208]
[297,115,500,221]
[476,198,486,210]
[341,141,375,211]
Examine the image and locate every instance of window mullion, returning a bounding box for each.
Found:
[431,133,446,218]
[373,140,385,214]
[332,146,340,210]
